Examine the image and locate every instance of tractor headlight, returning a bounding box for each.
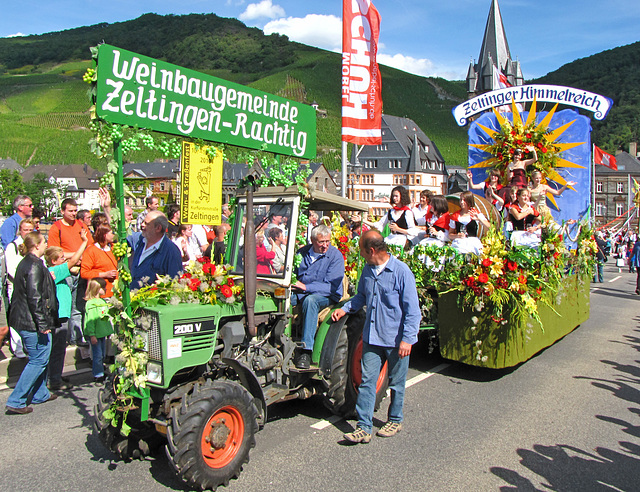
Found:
[146,362,162,384]
[133,329,148,352]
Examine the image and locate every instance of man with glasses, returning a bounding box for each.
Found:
[292,224,345,369]
[129,211,182,288]
[0,195,33,249]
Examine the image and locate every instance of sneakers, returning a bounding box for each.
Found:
[6,405,33,415]
[343,427,371,444]
[295,352,311,369]
[376,421,402,437]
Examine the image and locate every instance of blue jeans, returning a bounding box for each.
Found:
[67,275,86,345]
[90,337,106,378]
[356,341,410,434]
[594,261,604,283]
[7,331,52,408]
[48,319,68,385]
[293,294,332,352]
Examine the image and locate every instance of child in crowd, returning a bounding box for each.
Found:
[44,228,88,390]
[83,278,113,384]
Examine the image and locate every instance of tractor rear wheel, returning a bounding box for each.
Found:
[166,379,259,491]
[324,317,388,417]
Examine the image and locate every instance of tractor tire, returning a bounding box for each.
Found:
[93,375,164,460]
[166,380,259,491]
[323,319,389,418]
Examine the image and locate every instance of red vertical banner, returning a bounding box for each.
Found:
[342,0,382,144]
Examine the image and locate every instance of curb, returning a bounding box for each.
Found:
[0,344,93,392]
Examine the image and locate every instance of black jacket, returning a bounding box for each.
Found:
[9,253,59,333]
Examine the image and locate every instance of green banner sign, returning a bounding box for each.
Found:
[95,44,316,159]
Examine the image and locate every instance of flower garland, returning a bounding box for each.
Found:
[330,215,361,287]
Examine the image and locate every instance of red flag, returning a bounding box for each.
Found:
[341,0,382,145]
[594,145,617,170]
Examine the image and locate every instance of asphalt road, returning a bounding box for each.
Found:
[2,263,640,491]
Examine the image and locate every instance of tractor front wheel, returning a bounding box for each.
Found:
[166,380,259,491]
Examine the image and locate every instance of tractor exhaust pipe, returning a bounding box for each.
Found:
[244,176,257,337]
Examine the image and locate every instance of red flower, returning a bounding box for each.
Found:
[339,236,348,243]
[536,287,542,295]
[537,142,544,149]
[189,279,201,291]
[541,147,548,153]
[203,263,213,274]
[227,277,234,287]
[506,260,518,271]
[518,274,527,284]
[150,286,158,291]
[511,130,517,136]
[197,256,208,263]
[526,133,532,139]
[482,258,492,267]
[182,272,192,279]
[464,276,475,287]
[553,252,560,259]
[497,153,503,159]
[516,139,523,145]
[478,273,489,284]
[220,285,233,298]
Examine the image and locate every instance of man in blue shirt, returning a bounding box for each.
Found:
[293,224,345,369]
[0,195,33,249]
[333,229,420,443]
[129,211,182,288]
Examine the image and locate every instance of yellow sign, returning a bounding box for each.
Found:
[180,142,223,225]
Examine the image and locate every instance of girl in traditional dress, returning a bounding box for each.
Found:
[364,186,417,247]
[528,169,576,211]
[417,195,451,247]
[509,188,542,247]
[448,191,491,255]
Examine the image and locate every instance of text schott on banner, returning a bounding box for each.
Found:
[341,0,382,145]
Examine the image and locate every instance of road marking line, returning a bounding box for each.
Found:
[310,363,450,430]
[405,363,450,388]
[591,288,600,293]
[609,276,621,283]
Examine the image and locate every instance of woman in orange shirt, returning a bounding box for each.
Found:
[81,223,118,297]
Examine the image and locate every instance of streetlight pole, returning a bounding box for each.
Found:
[349,158,363,201]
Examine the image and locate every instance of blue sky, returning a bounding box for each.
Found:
[2,0,639,80]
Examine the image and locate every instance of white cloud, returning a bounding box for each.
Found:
[238,0,285,22]
[6,32,25,38]
[263,14,341,51]
[377,53,465,80]
[262,13,465,79]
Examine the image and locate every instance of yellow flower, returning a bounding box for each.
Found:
[489,259,504,276]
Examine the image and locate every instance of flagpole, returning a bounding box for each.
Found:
[341,140,348,198]
[592,143,595,226]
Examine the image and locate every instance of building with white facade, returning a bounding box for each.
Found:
[347,114,447,217]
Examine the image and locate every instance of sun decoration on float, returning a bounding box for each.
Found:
[469,98,585,210]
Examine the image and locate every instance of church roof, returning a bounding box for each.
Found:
[478,0,512,74]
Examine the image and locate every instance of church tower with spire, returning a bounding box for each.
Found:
[466,0,524,97]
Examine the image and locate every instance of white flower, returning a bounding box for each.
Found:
[481,356,488,362]
[169,296,181,305]
[474,301,484,312]
[475,340,482,348]
[471,316,479,325]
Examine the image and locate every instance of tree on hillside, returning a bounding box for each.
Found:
[0,170,25,216]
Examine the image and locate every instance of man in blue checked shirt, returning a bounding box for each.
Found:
[292,224,345,369]
[332,229,421,444]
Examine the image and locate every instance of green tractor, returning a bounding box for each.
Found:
[94,184,388,490]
